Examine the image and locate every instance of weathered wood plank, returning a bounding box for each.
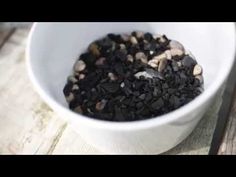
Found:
[0,29,15,49]
[0,29,66,154]
[52,125,100,154]
[218,91,236,155]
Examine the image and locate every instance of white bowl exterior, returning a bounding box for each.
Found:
[27,23,236,154]
[67,97,213,154]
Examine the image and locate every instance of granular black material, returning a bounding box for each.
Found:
[63,32,204,122]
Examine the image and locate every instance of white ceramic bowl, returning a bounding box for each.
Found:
[26,22,236,154]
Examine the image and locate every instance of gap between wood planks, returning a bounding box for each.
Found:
[46,123,68,154]
[218,90,236,154]
[0,29,16,49]
[209,52,236,155]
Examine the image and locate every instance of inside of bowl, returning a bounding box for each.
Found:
[29,22,235,107]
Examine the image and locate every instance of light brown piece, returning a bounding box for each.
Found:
[89,43,100,57]
[158,58,168,72]
[95,100,107,111]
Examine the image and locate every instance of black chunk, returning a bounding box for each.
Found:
[100,82,120,93]
[107,34,122,43]
[98,37,113,50]
[151,98,164,110]
[115,50,127,62]
[144,41,157,51]
[136,102,144,109]
[63,81,73,96]
[114,62,125,76]
[114,106,125,121]
[80,52,96,66]
[171,61,179,72]
[139,93,146,100]
[144,33,153,42]
[182,56,197,68]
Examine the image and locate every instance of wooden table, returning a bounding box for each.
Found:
[0,26,234,155]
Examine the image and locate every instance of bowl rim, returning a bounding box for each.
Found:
[26,22,236,131]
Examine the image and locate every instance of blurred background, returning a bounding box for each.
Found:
[0,22,32,30]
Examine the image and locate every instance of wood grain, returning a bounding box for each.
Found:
[0,29,15,49]
[218,91,236,154]
[0,29,66,154]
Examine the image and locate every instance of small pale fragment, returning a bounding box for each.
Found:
[153,34,162,40]
[170,48,184,57]
[159,36,166,43]
[121,34,130,41]
[108,72,117,81]
[127,55,134,63]
[135,52,146,60]
[154,53,167,61]
[135,52,147,64]
[120,44,126,50]
[72,84,79,91]
[158,58,168,72]
[148,53,166,65]
[150,51,154,55]
[74,60,86,72]
[79,74,85,80]
[130,36,138,45]
[141,58,148,64]
[148,62,158,68]
[68,75,78,83]
[165,50,172,60]
[136,31,144,38]
[177,61,182,67]
[134,71,153,79]
[193,64,203,76]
